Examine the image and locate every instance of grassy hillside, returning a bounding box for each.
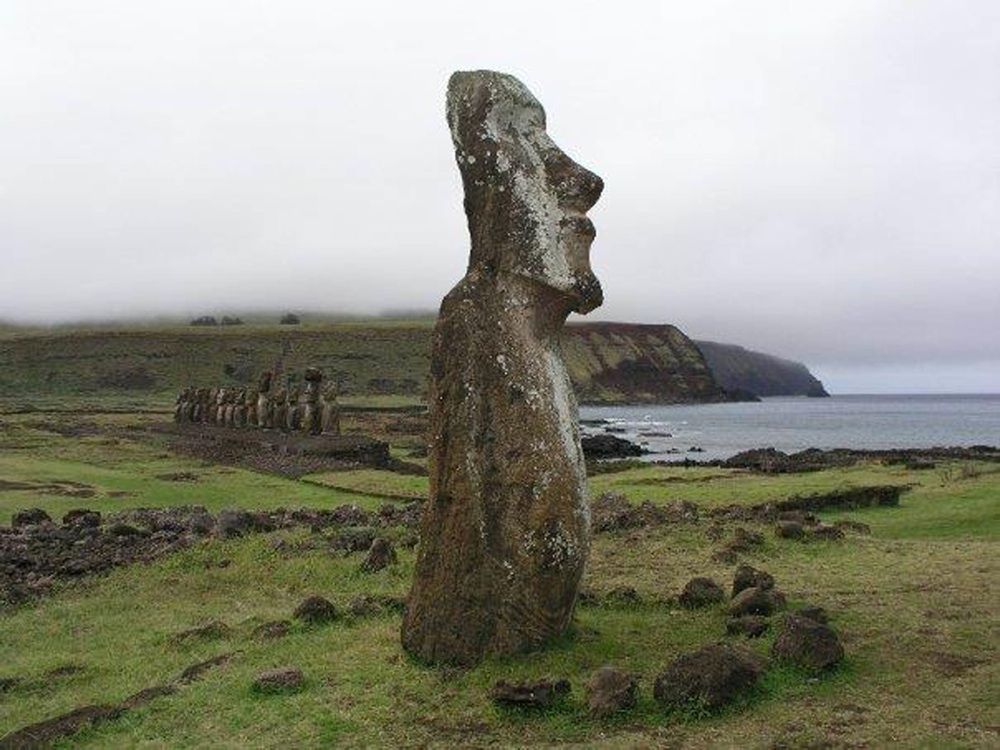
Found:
[1,414,996,747]
[0,320,726,408]
[696,340,829,398]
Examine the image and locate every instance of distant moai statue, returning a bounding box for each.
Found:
[206,387,219,423]
[256,371,274,429]
[223,390,236,427]
[320,382,341,436]
[244,386,259,427]
[233,390,247,428]
[173,387,191,422]
[285,384,302,432]
[402,71,604,665]
[272,387,288,432]
[301,368,324,435]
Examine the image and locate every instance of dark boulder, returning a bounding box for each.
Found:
[653,643,766,710]
[360,538,397,572]
[796,605,829,624]
[771,614,844,670]
[330,526,376,553]
[726,615,770,638]
[775,520,805,539]
[491,678,571,709]
[581,434,646,460]
[728,586,786,617]
[12,508,51,528]
[732,564,775,597]
[293,595,338,625]
[252,666,304,693]
[678,577,725,608]
[809,523,845,541]
[585,667,638,718]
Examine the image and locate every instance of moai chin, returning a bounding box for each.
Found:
[401,71,604,665]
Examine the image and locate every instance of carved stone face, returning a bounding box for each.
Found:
[446,71,604,314]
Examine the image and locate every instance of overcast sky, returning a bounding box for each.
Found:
[2,1,997,393]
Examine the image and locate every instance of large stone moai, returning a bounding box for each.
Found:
[256,371,274,429]
[401,71,604,665]
[320,382,341,436]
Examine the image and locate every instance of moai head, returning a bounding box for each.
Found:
[236,389,246,405]
[446,70,604,315]
[216,388,227,406]
[304,368,322,397]
[258,371,273,392]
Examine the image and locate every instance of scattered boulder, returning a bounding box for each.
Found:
[12,508,51,528]
[252,620,291,640]
[491,678,571,709]
[809,523,845,541]
[653,643,766,711]
[252,666,305,693]
[330,526,377,553]
[796,605,830,624]
[775,520,805,539]
[726,615,770,638]
[732,564,775,597]
[347,594,405,617]
[293,595,338,625]
[728,586,786,617]
[772,614,844,670]
[581,434,646,460]
[360,538,397,572]
[678,577,725,608]
[585,667,638,718]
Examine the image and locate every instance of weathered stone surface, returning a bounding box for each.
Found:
[726,615,770,638]
[402,71,604,665]
[678,577,726,608]
[796,605,830,624]
[585,667,638,717]
[360,538,397,572]
[252,667,304,693]
[490,678,571,709]
[12,508,51,528]
[653,643,766,710]
[293,595,338,625]
[772,613,844,670]
[728,586,787,617]
[731,564,775,597]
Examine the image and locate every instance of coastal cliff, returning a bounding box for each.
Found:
[0,321,820,406]
[695,340,829,398]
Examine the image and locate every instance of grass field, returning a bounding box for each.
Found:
[1,411,997,747]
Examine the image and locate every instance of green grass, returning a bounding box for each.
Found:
[1,418,997,747]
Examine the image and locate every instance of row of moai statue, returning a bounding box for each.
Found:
[173,368,340,436]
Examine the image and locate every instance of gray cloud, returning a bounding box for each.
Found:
[1,1,997,392]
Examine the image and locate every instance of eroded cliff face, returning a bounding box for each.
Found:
[0,321,733,406]
[695,340,830,398]
[564,323,727,404]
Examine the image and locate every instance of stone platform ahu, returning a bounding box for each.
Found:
[172,367,340,436]
[401,71,604,664]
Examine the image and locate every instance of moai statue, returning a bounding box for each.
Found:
[211,388,226,425]
[183,389,197,423]
[285,384,302,432]
[402,71,604,665]
[301,368,323,435]
[206,387,220,424]
[233,389,247,428]
[272,387,288,432]
[173,388,190,422]
[223,390,236,427]
[244,386,259,427]
[320,382,341,436]
[256,371,274,429]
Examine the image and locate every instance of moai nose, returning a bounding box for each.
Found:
[545,150,604,213]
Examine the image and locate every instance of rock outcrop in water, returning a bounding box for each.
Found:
[402,71,603,665]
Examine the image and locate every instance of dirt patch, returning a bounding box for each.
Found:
[0,478,97,497]
[155,471,200,482]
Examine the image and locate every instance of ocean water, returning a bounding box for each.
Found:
[580,394,1000,462]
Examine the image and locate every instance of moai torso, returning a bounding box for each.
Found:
[402,71,604,665]
[321,384,341,436]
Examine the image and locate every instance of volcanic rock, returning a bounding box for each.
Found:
[726,615,770,638]
[491,678,571,709]
[252,666,304,693]
[732,564,775,597]
[678,577,726,608]
[293,595,338,625]
[360,538,397,572]
[771,614,844,670]
[653,643,766,710]
[728,586,786,617]
[585,667,638,717]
